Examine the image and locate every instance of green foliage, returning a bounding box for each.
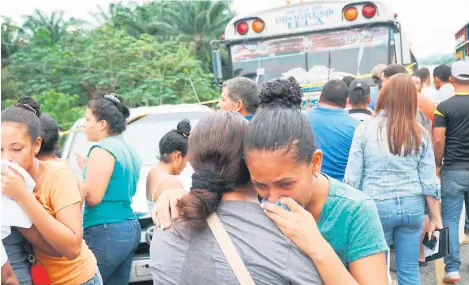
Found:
[2,2,230,130]
[32,91,85,130]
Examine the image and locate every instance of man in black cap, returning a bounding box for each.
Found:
[347,79,373,121]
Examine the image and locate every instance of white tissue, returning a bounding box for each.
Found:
[1,160,35,229]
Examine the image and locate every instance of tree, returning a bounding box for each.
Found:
[33,91,85,130]
[22,9,83,44]
[7,26,219,107]
[77,27,218,106]
[1,16,27,66]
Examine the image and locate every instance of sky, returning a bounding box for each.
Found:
[1,0,468,58]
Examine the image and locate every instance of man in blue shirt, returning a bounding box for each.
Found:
[217,77,260,121]
[306,80,359,181]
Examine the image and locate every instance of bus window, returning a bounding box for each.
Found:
[307,27,389,76]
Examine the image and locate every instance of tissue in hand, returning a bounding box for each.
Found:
[1,160,35,228]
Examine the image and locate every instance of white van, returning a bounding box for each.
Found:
[61,104,212,283]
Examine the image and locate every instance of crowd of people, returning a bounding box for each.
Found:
[1,59,468,285]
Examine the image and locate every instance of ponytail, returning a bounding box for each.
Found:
[175,169,235,231]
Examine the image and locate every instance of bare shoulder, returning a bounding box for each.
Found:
[159,175,184,190]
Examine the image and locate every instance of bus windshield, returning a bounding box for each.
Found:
[231,26,389,84]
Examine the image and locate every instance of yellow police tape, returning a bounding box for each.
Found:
[59,63,416,137]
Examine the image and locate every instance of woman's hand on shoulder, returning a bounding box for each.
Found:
[152,188,186,229]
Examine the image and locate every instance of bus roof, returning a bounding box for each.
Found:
[225,1,395,41]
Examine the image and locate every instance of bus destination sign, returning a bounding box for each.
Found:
[275,5,334,30]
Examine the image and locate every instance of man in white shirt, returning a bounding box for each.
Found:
[434,64,455,103]
[415,67,440,104]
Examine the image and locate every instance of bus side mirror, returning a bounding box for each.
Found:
[211,49,223,84]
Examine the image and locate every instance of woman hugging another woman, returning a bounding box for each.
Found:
[1,98,101,285]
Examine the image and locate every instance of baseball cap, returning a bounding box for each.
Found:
[348,79,371,97]
[451,60,469,81]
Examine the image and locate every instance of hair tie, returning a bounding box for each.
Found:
[15,103,36,114]
[182,133,188,138]
[191,169,235,196]
[104,93,120,103]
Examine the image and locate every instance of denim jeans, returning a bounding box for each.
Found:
[441,170,469,273]
[80,267,103,285]
[376,195,425,285]
[465,191,469,231]
[84,219,141,285]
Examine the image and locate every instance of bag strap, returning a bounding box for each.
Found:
[206,213,255,285]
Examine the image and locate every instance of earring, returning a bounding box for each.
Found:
[313,172,319,178]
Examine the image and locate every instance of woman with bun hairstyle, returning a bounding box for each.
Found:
[1,97,100,285]
[146,119,190,215]
[150,111,324,285]
[77,94,142,285]
[243,78,389,284]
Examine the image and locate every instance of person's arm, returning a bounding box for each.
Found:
[263,198,388,285]
[418,134,443,233]
[1,262,19,285]
[16,169,84,260]
[18,226,62,257]
[151,177,186,228]
[82,147,115,206]
[432,128,446,174]
[344,123,365,190]
[433,104,447,175]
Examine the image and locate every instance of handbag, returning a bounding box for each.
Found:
[25,243,51,285]
[206,213,256,285]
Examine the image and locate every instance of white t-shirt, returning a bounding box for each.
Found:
[421,86,440,105]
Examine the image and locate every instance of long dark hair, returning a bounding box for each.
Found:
[175,111,250,231]
[376,73,422,156]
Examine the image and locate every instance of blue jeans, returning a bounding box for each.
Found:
[84,219,141,285]
[441,170,469,273]
[376,196,425,285]
[465,191,469,231]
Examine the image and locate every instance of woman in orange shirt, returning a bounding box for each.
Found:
[1,99,101,285]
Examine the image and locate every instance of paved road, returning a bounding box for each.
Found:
[390,238,469,285]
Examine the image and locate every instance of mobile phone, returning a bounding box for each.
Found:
[423,233,438,250]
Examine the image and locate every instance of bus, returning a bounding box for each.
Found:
[455,22,469,60]
[210,1,417,109]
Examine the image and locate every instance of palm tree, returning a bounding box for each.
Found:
[1,16,27,66]
[91,2,133,30]
[22,9,83,44]
[152,1,235,69]
[92,1,174,40]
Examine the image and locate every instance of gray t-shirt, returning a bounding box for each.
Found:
[150,200,323,285]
